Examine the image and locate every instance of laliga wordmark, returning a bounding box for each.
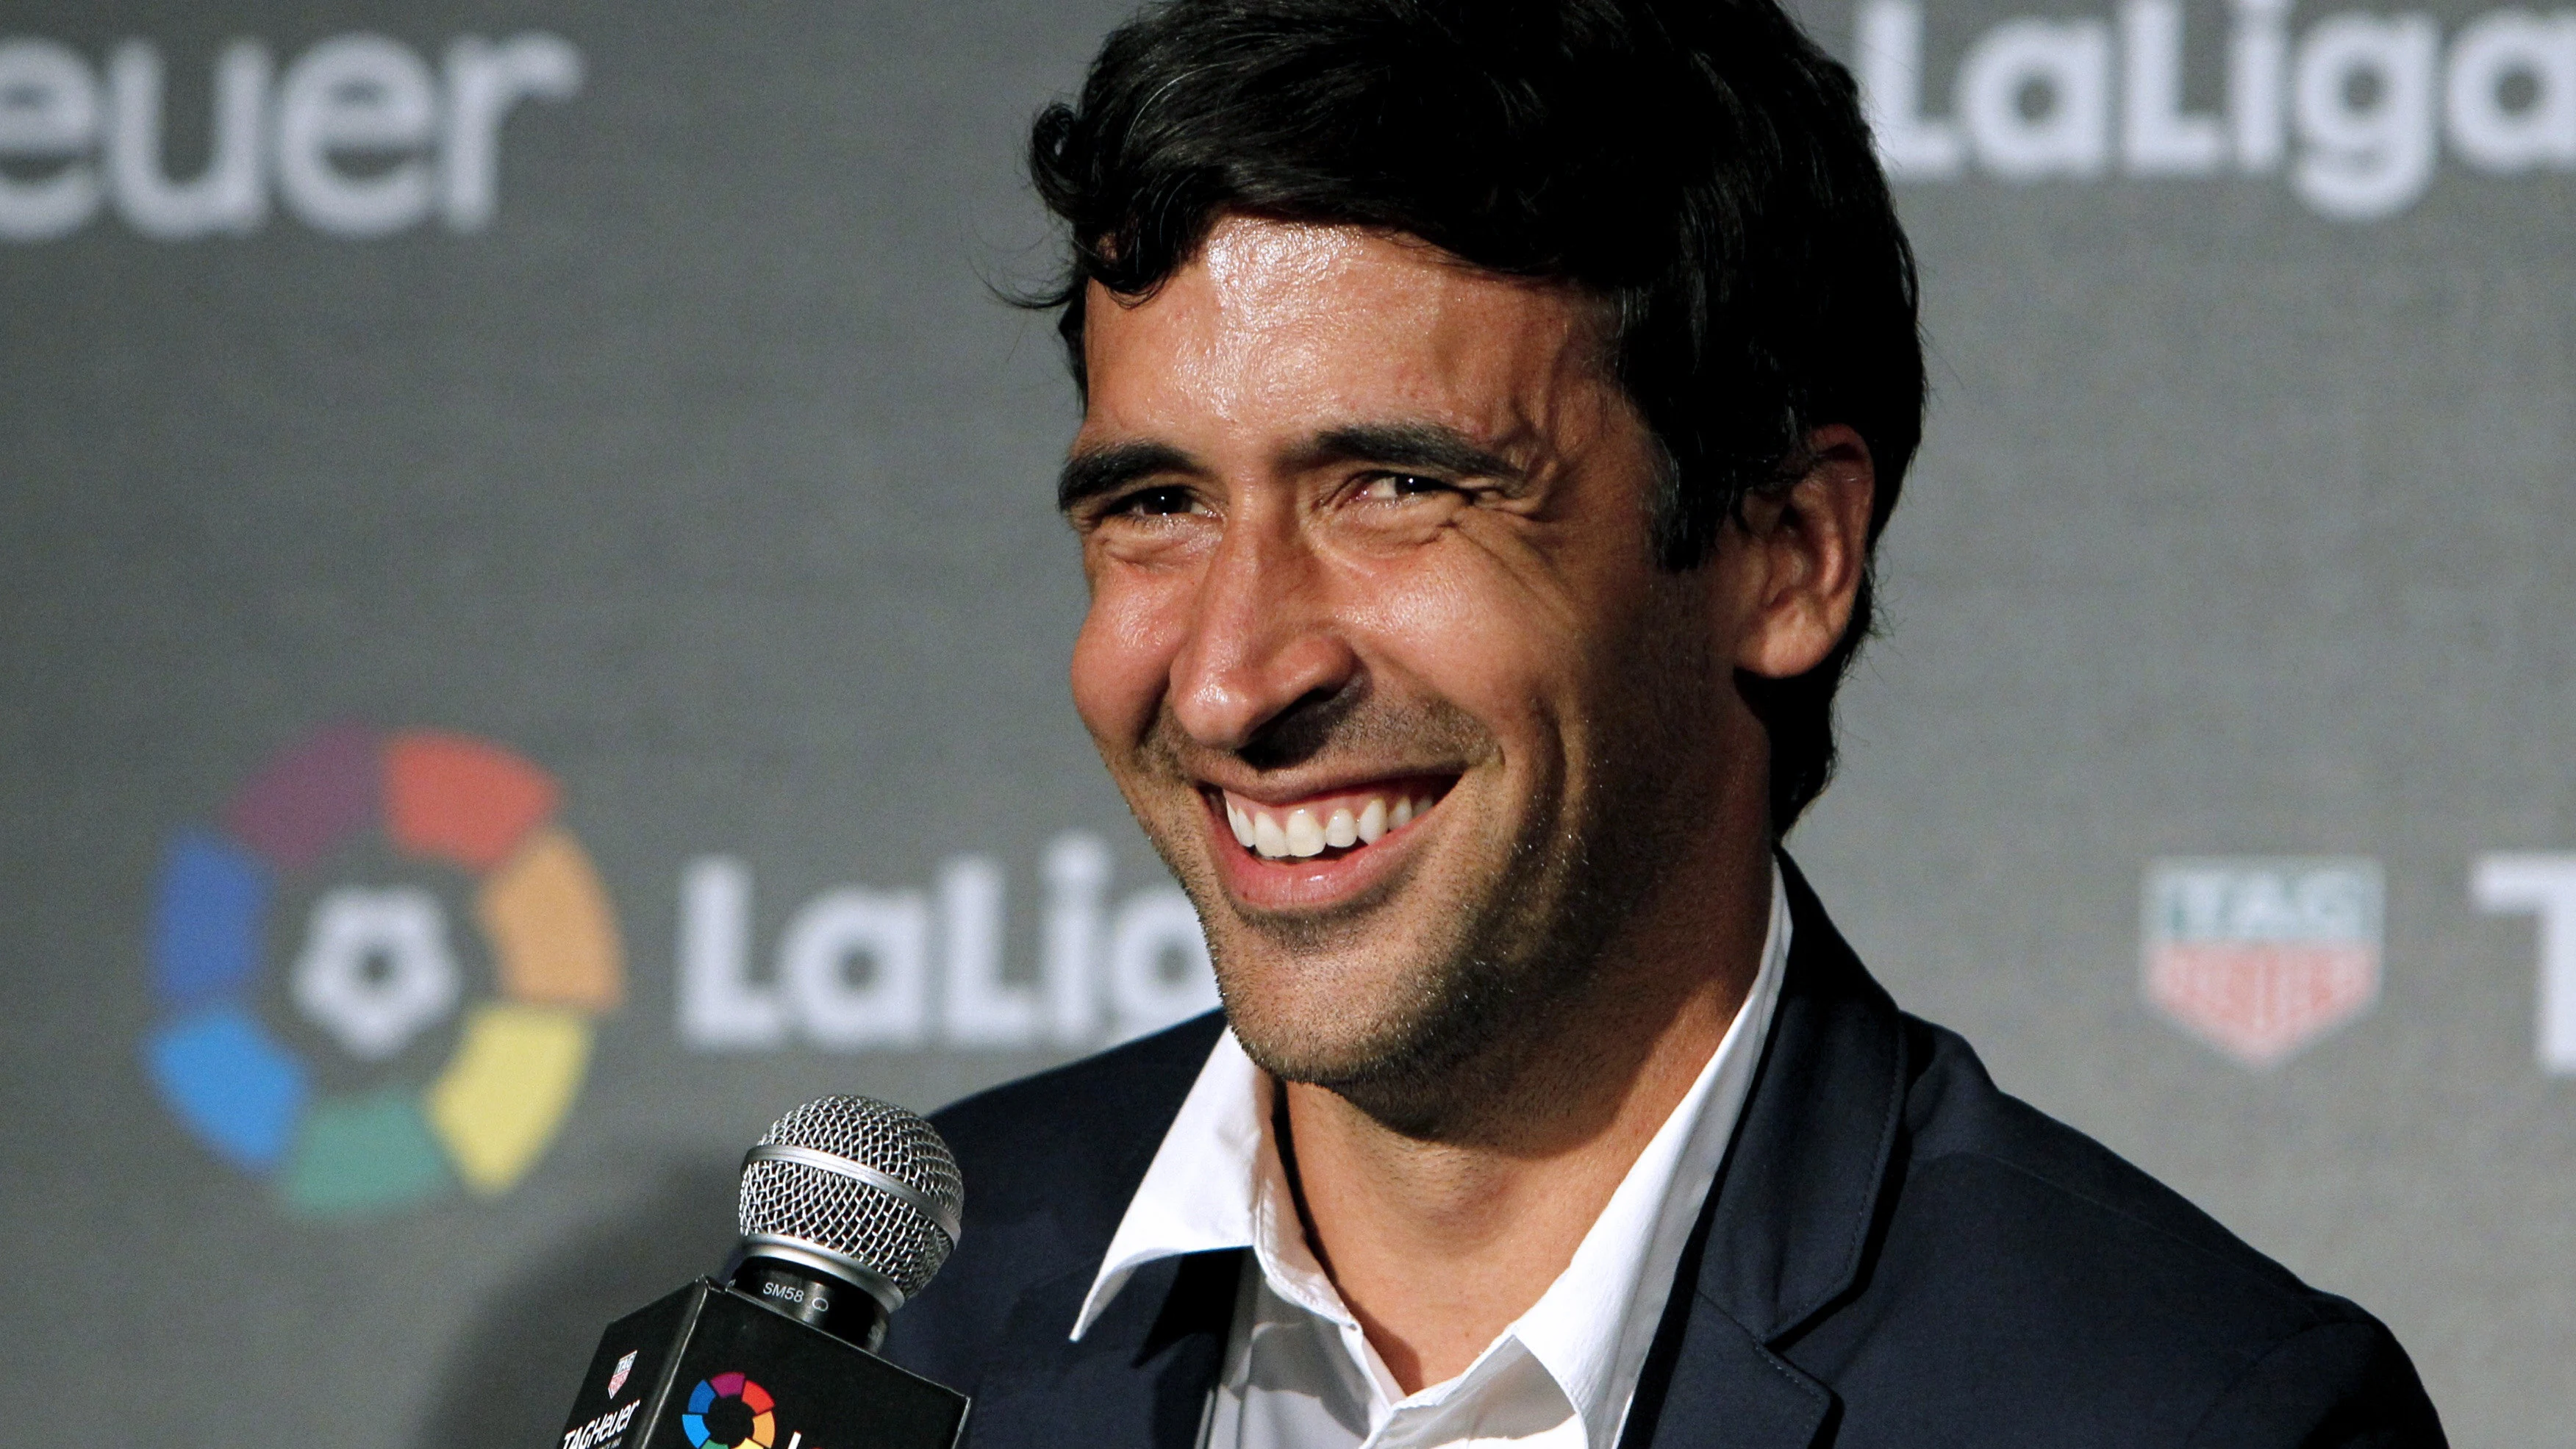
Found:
[676,845,1219,1053]
[1861,0,2576,218]
[0,32,578,241]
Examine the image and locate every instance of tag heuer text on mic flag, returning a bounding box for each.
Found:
[2142,859,2384,1069]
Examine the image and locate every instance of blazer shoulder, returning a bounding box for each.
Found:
[1793,1015,2444,1442]
[1896,1012,2312,1298]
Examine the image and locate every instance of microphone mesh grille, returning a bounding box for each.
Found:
[737,1095,963,1300]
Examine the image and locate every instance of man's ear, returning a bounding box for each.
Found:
[1730,424,1877,680]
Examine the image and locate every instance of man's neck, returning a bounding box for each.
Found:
[1276,845,1775,1395]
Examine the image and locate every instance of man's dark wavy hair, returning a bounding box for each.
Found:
[1026,0,1924,832]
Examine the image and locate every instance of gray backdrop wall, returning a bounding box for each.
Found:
[3,0,2570,1443]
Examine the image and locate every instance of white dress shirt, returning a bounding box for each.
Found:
[1070,864,1792,1449]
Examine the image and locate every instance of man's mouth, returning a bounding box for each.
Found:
[1210,778,1454,862]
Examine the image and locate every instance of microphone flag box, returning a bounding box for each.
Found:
[557,1279,967,1449]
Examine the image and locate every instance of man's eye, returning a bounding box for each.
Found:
[1116,486,1198,516]
[1359,473,1451,501]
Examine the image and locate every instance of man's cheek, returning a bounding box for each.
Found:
[1069,581,1183,751]
[1361,601,1559,739]
[1349,548,1564,679]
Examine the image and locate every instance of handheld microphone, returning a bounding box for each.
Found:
[554,1096,970,1449]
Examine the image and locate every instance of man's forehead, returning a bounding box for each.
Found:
[1194,215,1387,290]
[1085,217,1601,373]
[1075,218,1615,471]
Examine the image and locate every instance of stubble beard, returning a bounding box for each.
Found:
[1124,593,1720,1143]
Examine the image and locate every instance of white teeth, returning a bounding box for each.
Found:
[1285,809,1326,857]
[1325,807,1358,848]
[1232,789,1436,859]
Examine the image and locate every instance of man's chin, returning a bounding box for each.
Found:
[1212,939,1427,1063]
[1228,999,1454,1100]
[1212,940,1539,1128]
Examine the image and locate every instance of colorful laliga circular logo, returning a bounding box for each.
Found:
[682,1373,777,1449]
[143,723,623,1216]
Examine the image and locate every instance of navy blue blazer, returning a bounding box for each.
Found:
[881,862,2445,1447]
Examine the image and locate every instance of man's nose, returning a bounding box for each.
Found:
[1167,515,1358,754]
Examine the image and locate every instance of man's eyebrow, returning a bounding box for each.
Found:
[1292,423,1525,484]
[1058,440,1197,512]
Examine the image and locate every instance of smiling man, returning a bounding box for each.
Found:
[877,1,2444,1445]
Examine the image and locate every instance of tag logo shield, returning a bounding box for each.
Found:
[2142,859,2383,1069]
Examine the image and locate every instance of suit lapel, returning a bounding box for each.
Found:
[1618,857,1911,1449]
[967,1249,1242,1449]
[1619,1295,1833,1449]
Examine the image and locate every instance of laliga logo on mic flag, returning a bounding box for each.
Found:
[2142,857,2383,1068]
[143,723,623,1215]
[684,1373,779,1449]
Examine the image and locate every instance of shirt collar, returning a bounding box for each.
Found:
[1072,863,1795,1449]
[1070,1024,1271,1339]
